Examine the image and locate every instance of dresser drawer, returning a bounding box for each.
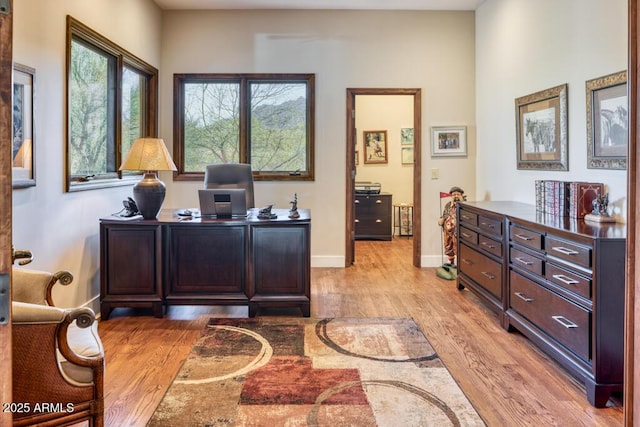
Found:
[545,262,591,300]
[510,271,590,361]
[510,225,543,251]
[510,247,543,276]
[479,216,502,237]
[355,217,391,236]
[459,209,478,227]
[459,244,502,298]
[459,226,478,245]
[479,235,502,258]
[545,235,591,269]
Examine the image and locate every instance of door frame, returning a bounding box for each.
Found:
[0,0,13,424]
[345,88,422,267]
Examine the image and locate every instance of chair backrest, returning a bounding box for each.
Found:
[204,163,255,208]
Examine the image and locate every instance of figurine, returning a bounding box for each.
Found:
[258,204,277,219]
[591,193,609,216]
[288,193,300,219]
[437,187,466,267]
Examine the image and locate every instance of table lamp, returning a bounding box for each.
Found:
[119,137,177,219]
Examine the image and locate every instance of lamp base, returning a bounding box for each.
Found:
[133,172,166,220]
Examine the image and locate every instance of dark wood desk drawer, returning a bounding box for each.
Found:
[510,271,589,361]
[510,247,543,276]
[510,225,543,251]
[479,235,502,258]
[479,216,502,236]
[545,262,591,300]
[459,226,478,245]
[459,244,502,298]
[545,235,591,269]
[459,209,478,227]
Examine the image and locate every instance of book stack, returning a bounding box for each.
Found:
[535,180,604,219]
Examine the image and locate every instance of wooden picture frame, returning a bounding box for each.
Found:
[12,63,36,188]
[586,70,627,170]
[431,126,467,157]
[363,130,388,164]
[515,83,568,171]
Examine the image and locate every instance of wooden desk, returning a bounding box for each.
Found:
[100,208,310,318]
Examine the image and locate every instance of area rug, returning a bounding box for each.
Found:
[148,317,485,426]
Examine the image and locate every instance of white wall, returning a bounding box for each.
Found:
[160,10,477,267]
[355,95,414,207]
[476,0,628,220]
[12,0,162,310]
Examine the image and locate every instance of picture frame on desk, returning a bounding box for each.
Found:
[586,70,627,170]
[515,83,568,171]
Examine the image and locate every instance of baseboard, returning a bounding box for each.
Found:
[311,255,344,268]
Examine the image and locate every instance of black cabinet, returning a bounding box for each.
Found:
[355,193,392,240]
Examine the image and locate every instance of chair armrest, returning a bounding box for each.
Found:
[12,267,74,306]
[12,301,66,323]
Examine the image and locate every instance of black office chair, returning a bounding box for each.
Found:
[204,163,255,208]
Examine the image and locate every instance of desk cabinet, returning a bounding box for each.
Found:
[355,193,392,240]
[100,209,311,318]
[456,201,625,407]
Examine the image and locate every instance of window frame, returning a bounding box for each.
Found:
[65,16,158,192]
[173,73,315,181]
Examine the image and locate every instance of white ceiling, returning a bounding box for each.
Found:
[152,0,485,11]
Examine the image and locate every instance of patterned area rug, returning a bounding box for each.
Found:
[148,317,485,426]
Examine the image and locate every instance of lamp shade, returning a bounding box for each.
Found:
[119,138,177,220]
[119,138,177,172]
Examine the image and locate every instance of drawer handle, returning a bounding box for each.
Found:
[375,219,382,223]
[461,232,472,238]
[515,257,534,266]
[551,246,579,256]
[514,234,534,241]
[552,274,579,285]
[355,219,359,223]
[514,292,533,302]
[481,222,495,229]
[552,315,578,329]
[461,258,473,265]
[461,214,472,220]
[355,200,359,204]
[481,271,495,280]
[376,200,382,204]
[481,241,496,249]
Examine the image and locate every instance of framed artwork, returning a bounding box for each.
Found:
[431,126,467,157]
[401,146,414,164]
[12,63,36,188]
[515,83,568,171]
[401,127,414,145]
[355,150,359,165]
[586,70,627,170]
[363,130,388,164]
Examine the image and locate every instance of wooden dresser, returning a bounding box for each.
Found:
[456,201,626,407]
[355,193,392,240]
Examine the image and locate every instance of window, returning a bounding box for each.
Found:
[66,16,158,191]
[174,74,315,181]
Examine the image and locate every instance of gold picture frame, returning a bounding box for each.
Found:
[515,83,568,171]
[586,70,627,170]
[363,130,388,164]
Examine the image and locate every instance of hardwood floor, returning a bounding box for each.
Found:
[98,238,623,426]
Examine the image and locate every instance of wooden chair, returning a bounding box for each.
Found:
[11,267,104,426]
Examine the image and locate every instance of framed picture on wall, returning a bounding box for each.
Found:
[401,146,414,164]
[12,63,36,188]
[401,128,414,145]
[515,83,568,171]
[363,130,388,164]
[586,70,627,170]
[431,126,467,157]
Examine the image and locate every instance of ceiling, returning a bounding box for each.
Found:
[152,0,486,11]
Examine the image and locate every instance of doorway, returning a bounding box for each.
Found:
[345,88,422,267]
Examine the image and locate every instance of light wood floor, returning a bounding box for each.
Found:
[98,238,623,426]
